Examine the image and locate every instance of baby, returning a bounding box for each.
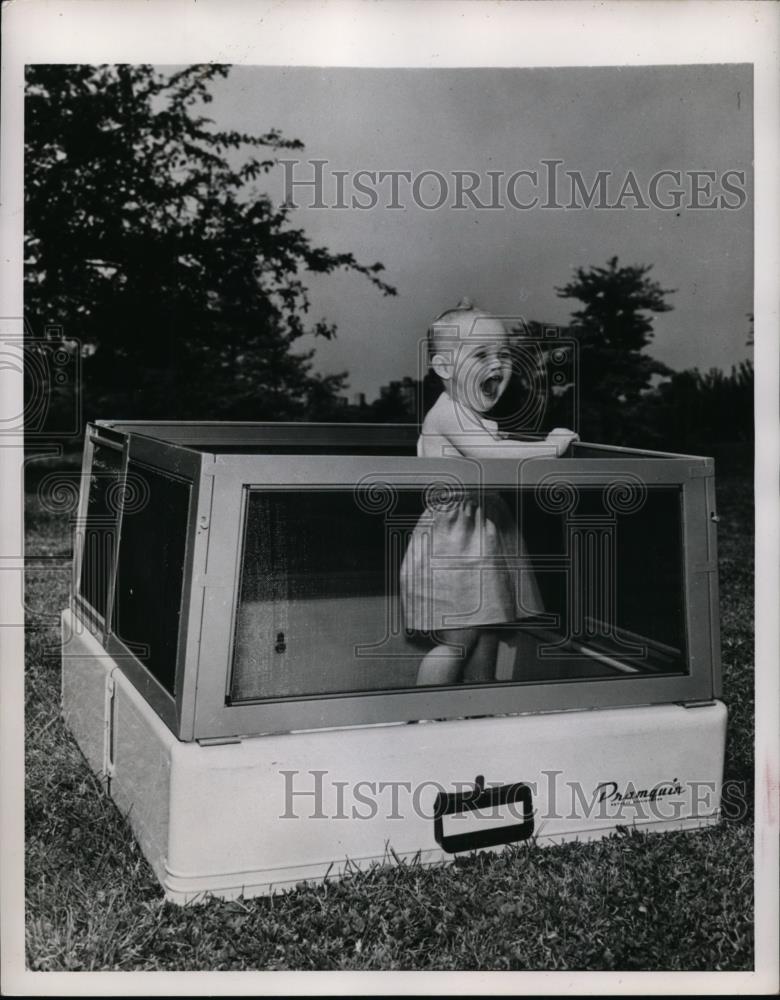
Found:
[400,299,578,686]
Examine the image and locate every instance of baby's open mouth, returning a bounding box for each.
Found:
[481,373,502,398]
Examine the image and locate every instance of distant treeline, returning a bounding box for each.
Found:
[627,361,753,454]
[362,358,754,471]
[31,351,752,473]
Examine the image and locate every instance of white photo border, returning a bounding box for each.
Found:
[1,1,777,995]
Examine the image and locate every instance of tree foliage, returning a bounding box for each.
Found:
[634,361,753,457]
[556,256,674,442]
[24,64,395,423]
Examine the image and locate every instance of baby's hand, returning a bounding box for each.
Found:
[546,427,579,456]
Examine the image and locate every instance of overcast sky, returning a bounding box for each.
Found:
[205,64,753,400]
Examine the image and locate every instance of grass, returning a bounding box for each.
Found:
[23,467,754,971]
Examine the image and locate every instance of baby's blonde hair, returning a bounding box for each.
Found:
[427,296,491,365]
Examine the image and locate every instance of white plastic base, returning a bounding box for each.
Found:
[61,609,727,904]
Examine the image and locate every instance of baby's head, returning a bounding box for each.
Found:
[428,298,512,414]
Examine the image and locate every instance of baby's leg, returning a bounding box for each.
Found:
[462,629,499,683]
[416,628,478,686]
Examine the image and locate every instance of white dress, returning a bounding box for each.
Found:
[400,392,544,633]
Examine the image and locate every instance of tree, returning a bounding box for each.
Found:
[555,256,674,443]
[634,360,753,456]
[369,377,418,422]
[24,64,395,426]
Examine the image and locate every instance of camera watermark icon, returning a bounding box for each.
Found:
[0,319,82,440]
[22,460,153,659]
[417,315,579,438]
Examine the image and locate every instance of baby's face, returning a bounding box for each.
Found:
[450,317,512,414]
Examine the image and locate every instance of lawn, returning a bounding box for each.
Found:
[23,464,754,971]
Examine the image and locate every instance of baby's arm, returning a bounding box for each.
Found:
[453,434,576,459]
[544,427,580,456]
[426,406,578,459]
